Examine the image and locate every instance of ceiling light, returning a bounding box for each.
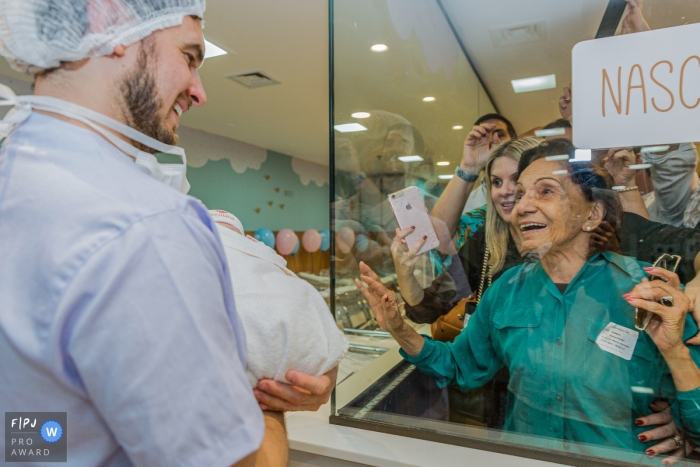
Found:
[535,128,566,137]
[437,161,450,166]
[351,112,371,119]
[422,96,436,102]
[452,125,463,130]
[204,39,227,59]
[439,174,454,180]
[398,155,424,162]
[334,123,367,133]
[511,74,556,93]
[371,44,388,52]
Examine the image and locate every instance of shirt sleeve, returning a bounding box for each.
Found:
[57,209,264,467]
[401,289,503,391]
[641,144,698,227]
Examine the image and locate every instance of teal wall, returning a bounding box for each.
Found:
[187,150,329,232]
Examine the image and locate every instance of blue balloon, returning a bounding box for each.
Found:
[319,229,330,252]
[355,233,369,252]
[254,228,275,249]
[291,235,300,255]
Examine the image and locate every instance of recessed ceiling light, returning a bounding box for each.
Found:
[437,161,450,166]
[351,112,371,119]
[398,155,424,162]
[204,39,227,59]
[535,128,566,137]
[371,44,388,52]
[334,123,367,133]
[438,174,454,180]
[422,96,436,102]
[452,125,463,130]
[511,74,556,93]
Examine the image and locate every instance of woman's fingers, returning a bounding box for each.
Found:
[645,438,680,458]
[405,235,427,260]
[637,420,676,443]
[394,226,416,243]
[644,267,682,290]
[360,273,391,297]
[358,261,381,282]
[636,409,673,428]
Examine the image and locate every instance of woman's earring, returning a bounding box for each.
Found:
[586,226,592,232]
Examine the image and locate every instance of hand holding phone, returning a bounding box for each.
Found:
[388,186,440,256]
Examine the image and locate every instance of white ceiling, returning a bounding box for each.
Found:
[1,0,698,167]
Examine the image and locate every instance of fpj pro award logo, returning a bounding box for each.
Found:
[5,412,67,462]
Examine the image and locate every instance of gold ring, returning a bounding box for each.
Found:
[405,252,414,260]
[672,434,683,450]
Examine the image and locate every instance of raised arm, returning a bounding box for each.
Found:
[602,148,650,219]
[431,124,498,236]
[355,262,425,356]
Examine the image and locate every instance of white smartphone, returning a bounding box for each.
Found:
[388,186,440,256]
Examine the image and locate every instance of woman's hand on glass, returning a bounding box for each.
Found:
[625,268,690,354]
[355,261,405,334]
[635,400,694,464]
[390,227,426,278]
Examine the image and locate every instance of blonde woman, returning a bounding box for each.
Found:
[392,137,540,324]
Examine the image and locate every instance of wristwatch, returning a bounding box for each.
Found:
[455,166,479,182]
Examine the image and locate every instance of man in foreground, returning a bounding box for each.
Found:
[0,1,333,466]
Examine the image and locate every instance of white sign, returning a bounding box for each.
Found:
[595,322,639,361]
[573,23,700,149]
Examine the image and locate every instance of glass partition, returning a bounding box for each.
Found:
[330,0,700,465]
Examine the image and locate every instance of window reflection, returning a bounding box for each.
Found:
[332,0,700,464]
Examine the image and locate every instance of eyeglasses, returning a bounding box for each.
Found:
[634,253,681,331]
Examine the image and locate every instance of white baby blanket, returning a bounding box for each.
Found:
[215,225,348,387]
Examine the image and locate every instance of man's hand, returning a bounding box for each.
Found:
[254,366,338,412]
[461,123,499,172]
[621,0,650,35]
[559,87,572,121]
[603,148,637,187]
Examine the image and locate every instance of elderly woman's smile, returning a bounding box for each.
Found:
[513,159,599,254]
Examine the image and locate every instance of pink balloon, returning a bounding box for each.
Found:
[336,227,355,254]
[276,229,297,256]
[302,229,322,253]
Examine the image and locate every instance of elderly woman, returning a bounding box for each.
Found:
[356,150,700,459]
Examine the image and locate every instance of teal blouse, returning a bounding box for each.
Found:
[402,252,700,460]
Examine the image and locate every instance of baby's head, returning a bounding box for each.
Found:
[208,210,245,235]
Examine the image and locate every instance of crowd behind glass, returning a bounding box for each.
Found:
[336,3,700,464]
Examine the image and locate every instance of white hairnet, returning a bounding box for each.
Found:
[0,0,206,75]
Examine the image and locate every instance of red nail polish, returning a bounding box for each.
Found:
[646,450,655,457]
[638,435,647,441]
[384,296,389,302]
[411,226,416,229]
[423,235,427,240]
[635,419,643,426]
[643,266,653,271]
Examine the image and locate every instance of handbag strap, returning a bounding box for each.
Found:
[476,246,492,303]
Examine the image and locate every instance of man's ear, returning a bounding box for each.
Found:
[112,45,127,58]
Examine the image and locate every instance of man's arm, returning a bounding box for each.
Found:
[431,123,499,236]
[236,412,288,467]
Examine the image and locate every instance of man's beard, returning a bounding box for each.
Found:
[120,37,177,152]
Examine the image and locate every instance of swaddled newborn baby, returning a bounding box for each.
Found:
[208,210,348,387]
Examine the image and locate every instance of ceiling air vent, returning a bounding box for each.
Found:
[489,21,547,48]
[226,70,280,89]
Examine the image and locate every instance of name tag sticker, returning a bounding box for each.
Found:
[595,323,639,360]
